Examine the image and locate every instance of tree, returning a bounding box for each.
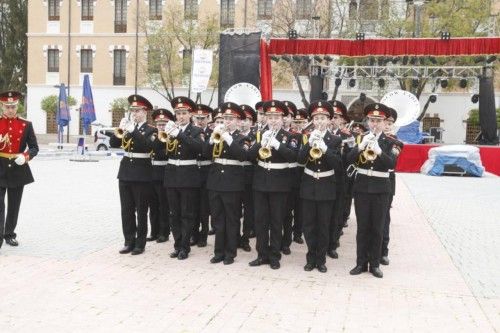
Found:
[40,95,77,113]
[0,0,27,93]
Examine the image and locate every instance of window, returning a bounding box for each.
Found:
[359,0,378,20]
[48,49,59,72]
[80,49,93,73]
[220,0,235,28]
[115,0,127,33]
[82,0,94,20]
[113,50,126,85]
[148,49,161,74]
[184,0,198,20]
[48,0,60,21]
[149,0,162,20]
[349,0,358,20]
[296,0,311,20]
[257,0,272,20]
[182,49,192,75]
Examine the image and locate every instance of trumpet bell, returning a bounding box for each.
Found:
[309,147,323,160]
[158,131,169,143]
[362,149,377,161]
[213,132,222,144]
[114,127,125,139]
[258,147,272,160]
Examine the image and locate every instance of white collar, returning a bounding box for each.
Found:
[135,121,146,129]
[180,123,189,132]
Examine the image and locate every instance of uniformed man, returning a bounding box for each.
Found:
[164,97,203,260]
[298,101,342,273]
[205,102,248,265]
[190,104,213,248]
[248,100,298,270]
[149,108,173,243]
[0,91,38,249]
[110,94,157,255]
[238,104,257,252]
[255,101,267,131]
[381,107,404,266]
[347,103,398,278]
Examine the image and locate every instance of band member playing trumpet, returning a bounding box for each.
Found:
[204,103,248,265]
[248,100,298,270]
[0,91,38,249]
[347,103,398,278]
[149,108,174,243]
[110,94,157,255]
[298,101,342,273]
[164,97,203,260]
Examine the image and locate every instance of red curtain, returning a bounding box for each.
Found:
[260,39,272,100]
[268,37,500,56]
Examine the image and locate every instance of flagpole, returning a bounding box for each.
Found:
[67,0,72,143]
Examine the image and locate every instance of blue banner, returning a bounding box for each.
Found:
[56,84,71,144]
[81,74,96,134]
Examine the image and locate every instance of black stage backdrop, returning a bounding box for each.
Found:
[478,67,499,145]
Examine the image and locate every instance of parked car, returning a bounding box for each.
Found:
[93,127,116,151]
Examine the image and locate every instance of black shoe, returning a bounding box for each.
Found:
[131,248,144,255]
[369,266,383,278]
[293,236,304,244]
[380,256,390,265]
[177,250,188,260]
[208,229,215,235]
[5,238,18,247]
[210,256,224,264]
[156,235,168,243]
[350,265,368,275]
[317,264,327,273]
[241,244,251,252]
[170,250,180,258]
[327,249,338,259]
[343,221,348,228]
[304,263,315,271]
[270,261,280,270]
[249,258,269,267]
[223,258,234,265]
[248,230,256,238]
[119,245,134,254]
[189,238,198,246]
[146,236,158,242]
[197,240,207,248]
[340,230,344,236]
[281,247,291,255]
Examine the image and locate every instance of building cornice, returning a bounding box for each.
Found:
[27,33,147,38]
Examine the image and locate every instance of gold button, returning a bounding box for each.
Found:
[131,148,134,150]
[318,161,321,164]
[8,164,11,167]
[177,152,180,155]
[221,170,224,173]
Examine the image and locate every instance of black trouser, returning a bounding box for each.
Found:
[343,177,355,222]
[302,199,334,266]
[0,186,24,247]
[192,185,210,243]
[240,183,254,245]
[253,190,288,263]
[118,181,151,249]
[149,182,170,238]
[354,192,390,268]
[381,195,394,257]
[166,187,199,253]
[329,188,344,251]
[209,190,242,260]
[282,187,301,248]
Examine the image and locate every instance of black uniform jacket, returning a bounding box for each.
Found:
[164,122,203,188]
[386,133,404,196]
[198,126,213,185]
[151,135,168,182]
[110,122,157,182]
[346,132,398,194]
[298,131,342,201]
[242,127,257,186]
[204,130,247,192]
[0,117,39,188]
[247,128,298,192]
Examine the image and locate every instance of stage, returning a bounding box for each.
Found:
[396,144,500,176]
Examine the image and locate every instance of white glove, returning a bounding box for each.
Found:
[372,140,382,155]
[359,133,375,150]
[119,118,129,129]
[317,140,328,153]
[262,130,273,142]
[14,154,26,165]
[169,127,180,138]
[125,121,135,133]
[221,132,233,146]
[214,124,225,133]
[269,137,280,150]
[209,134,215,145]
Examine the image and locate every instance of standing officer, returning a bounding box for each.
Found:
[149,108,174,243]
[347,103,398,278]
[248,100,297,270]
[191,104,213,247]
[0,91,38,249]
[205,102,247,265]
[110,94,157,255]
[298,101,342,273]
[381,107,403,265]
[164,97,203,260]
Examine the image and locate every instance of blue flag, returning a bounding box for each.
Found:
[81,74,96,134]
[56,84,71,144]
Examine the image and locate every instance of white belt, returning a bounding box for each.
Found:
[152,160,168,166]
[257,161,289,170]
[288,162,298,168]
[304,168,335,179]
[356,168,390,178]
[125,152,151,159]
[197,160,212,166]
[297,163,306,167]
[214,158,244,166]
[388,169,395,172]
[242,161,253,166]
[167,159,198,166]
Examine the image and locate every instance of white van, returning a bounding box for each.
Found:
[93,127,115,151]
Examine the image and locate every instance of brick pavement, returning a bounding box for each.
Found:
[0,159,497,332]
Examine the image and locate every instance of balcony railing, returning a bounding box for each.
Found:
[114,21,127,33]
[113,76,126,85]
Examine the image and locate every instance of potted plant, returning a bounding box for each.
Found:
[109,97,128,127]
[41,95,77,134]
[465,108,500,144]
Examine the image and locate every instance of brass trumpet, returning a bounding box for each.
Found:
[309,142,323,160]
[258,128,278,160]
[359,132,379,163]
[114,127,126,139]
[157,131,169,143]
[211,125,226,144]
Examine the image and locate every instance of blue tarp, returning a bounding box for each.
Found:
[428,155,484,177]
[396,120,423,144]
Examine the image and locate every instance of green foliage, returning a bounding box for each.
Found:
[109,97,129,112]
[40,95,77,113]
[468,108,500,127]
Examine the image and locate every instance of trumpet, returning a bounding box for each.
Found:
[157,131,169,143]
[211,125,226,144]
[258,128,278,160]
[359,131,380,163]
[309,141,323,160]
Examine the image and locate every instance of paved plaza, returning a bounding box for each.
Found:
[0,158,499,332]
